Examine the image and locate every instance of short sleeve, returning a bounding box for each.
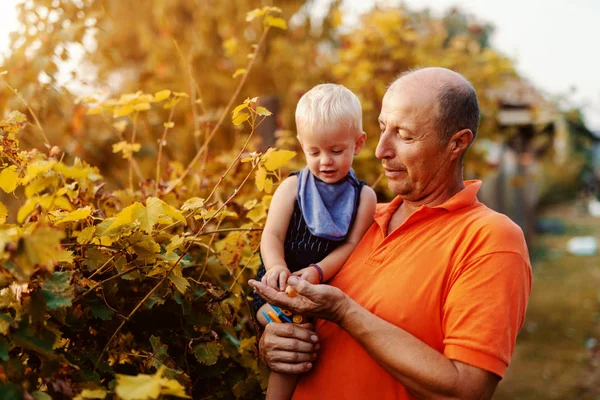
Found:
[442,251,532,377]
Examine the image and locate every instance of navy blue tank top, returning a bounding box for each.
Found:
[253,173,365,311]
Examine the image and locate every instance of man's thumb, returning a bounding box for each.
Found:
[288,276,313,296]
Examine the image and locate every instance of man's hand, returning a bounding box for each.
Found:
[249,276,350,323]
[261,265,291,291]
[292,266,320,285]
[259,322,320,374]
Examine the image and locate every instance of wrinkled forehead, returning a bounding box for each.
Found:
[380,83,438,119]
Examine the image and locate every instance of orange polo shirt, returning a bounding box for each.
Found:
[292,180,532,399]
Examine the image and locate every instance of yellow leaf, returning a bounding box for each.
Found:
[12,227,65,280]
[0,70,7,76]
[168,273,189,294]
[115,366,190,400]
[232,68,246,78]
[255,106,272,116]
[247,203,266,222]
[22,160,56,185]
[77,226,96,244]
[264,177,274,194]
[264,15,288,30]
[246,8,267,22]
[86,107,103,115]
[25,176,55,198]
[262,149,296,171]
[0,201,7,224]
[261,195,273,208]
[147,197,186,226]
[231,103,247,120]
[181,197,205,211]
[112,141,141,159]
[0,165,19,193]
[113,120,128,133]
[133,102,151,112]
[159,378,190,398]
[17,195,73,223]
[255,167,267,192]
[153,90,171,102]
[166,235,184,253]
[232,112,249,126]
[173,92,189,98]
[74,388,107,400]
[243,199,257,210]
[55,206,92,224]
[101,203,142,235]
[115,371,161,400]
[222,38,238,56]
[113,104,135,118]
[163,122,174,128]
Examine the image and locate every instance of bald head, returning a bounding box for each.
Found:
[389,67,480,144]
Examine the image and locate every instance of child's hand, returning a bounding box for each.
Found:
[261,265,291,291]
[292,267,321,285]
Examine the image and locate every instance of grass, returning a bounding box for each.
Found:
[494,202,600,399]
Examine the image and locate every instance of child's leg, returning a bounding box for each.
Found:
[256,303,276,326]
[266,371,299,400]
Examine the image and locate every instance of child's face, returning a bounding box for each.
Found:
[297,124,366,184]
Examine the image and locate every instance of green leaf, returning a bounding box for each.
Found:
[32,392,52,400]
[42,271,74,310]
[0,383,22,400]
[12,320,56,356]
[89,301,115,321]
[0,336,10,361]
[193,341,222,366]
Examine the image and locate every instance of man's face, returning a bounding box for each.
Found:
[375,84,451,200]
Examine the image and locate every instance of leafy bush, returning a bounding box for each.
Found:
[0,8,296,400]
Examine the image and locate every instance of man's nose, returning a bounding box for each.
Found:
[375,134,393,160]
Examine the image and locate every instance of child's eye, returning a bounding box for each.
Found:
[309,152,319,156]
[332,150,343,154]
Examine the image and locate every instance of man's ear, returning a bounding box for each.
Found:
[354,132,367,155]
[449,129,473,161]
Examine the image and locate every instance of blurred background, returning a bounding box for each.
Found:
[0,0,599,398]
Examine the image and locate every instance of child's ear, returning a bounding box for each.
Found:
[354,132,367,155]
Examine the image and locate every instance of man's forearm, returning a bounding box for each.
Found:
[339,298,495,400]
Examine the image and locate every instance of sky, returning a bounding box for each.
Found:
[0,0,598,132]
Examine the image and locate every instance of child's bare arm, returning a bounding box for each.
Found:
[260,176,298,291]
[294,185,377,284]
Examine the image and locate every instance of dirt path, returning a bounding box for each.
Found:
[494,202,600,399]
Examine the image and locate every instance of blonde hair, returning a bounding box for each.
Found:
[295,84,363,136]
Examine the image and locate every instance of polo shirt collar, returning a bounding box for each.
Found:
[374,180,482,227]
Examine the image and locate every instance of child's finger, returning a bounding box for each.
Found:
[267,272,279,289]
[279,271,288,291]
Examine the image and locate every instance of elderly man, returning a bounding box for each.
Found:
[249,67,532,399]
